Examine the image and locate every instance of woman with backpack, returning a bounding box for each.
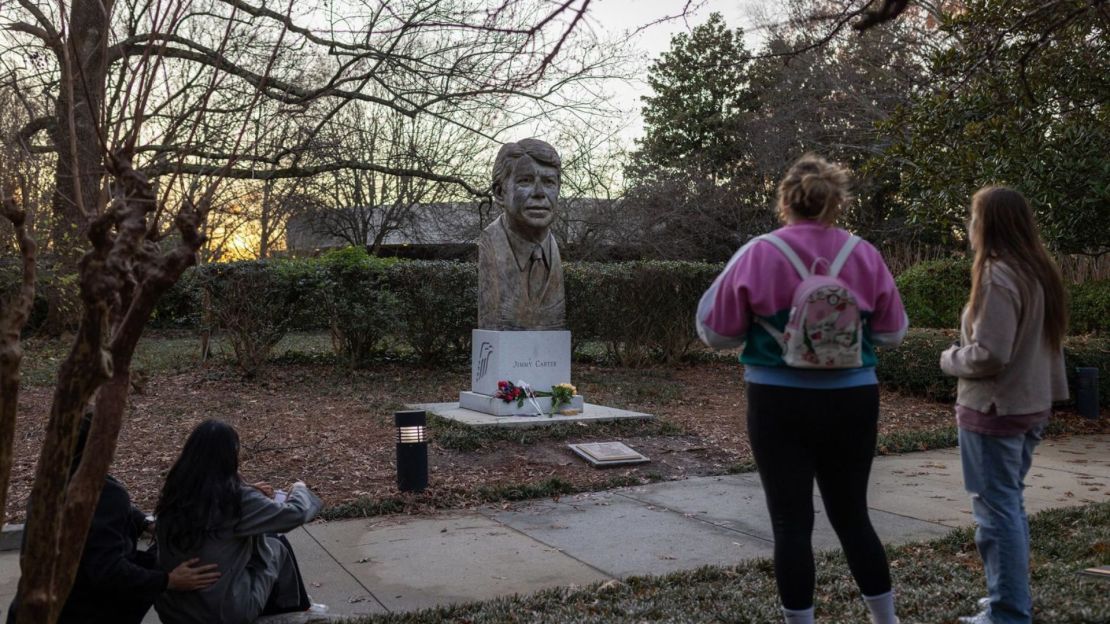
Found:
[696,154,908,624]
[940,186,1068,624]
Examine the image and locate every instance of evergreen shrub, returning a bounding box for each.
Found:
[196,260,309,375]
[894,257,971,328]
[1068,278,1109,335]
[314,247,400,368]
[877,329,1109,407]
[567,261,719,365]
[388,260,476,363]
[150,267,202,329]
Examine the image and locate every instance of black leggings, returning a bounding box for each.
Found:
[747,382,891,610]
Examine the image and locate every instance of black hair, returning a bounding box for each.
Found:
[155,420,242,552]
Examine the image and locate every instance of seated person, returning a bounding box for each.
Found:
[153,420,325,624]
[6,414,220,624]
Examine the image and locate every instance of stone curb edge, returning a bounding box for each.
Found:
[1,524,22,552]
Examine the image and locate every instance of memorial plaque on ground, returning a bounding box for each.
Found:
[569,442,649,467]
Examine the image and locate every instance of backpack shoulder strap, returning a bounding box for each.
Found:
[828,235,862,279]
[759,234,809,279]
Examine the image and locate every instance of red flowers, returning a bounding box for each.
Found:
[495,380,528,405]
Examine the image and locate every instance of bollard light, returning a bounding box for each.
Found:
[395,410,429,492]
[1076,367,1100,420]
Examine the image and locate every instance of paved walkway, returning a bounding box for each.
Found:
[0,435,1106,622]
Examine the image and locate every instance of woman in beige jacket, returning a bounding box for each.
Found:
[940,186,1068,624]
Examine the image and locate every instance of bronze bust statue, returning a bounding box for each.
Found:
[478,138,566,330]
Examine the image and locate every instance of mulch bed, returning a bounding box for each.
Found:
[7,359,1107,522]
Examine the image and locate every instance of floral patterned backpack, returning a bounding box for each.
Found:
[755,233,864,369]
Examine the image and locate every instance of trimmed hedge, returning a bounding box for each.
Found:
[196,260,310,375]
[878,329,1109,407]
[895,258,1108,333]
[144,253,1110,370]
[313,248,401,367]
[389,260,476,363]
[875,329,959,402]
[1069,278,1109,334]
[0,262,81,336]
[148,257,721,367]
[894,257,971,329]
[567,262,720,365]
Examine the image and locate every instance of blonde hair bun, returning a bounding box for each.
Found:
[778,154,851,224]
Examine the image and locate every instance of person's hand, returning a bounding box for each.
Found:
[167,558,220,591]
[250,481,275,499]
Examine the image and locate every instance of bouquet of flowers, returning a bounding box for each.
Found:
[495,380,578,416]
[550,383,578,413]
[494,380,529,406]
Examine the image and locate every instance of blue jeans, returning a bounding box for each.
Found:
[959,424,1044,624]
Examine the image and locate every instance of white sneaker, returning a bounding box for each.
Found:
[957,609,993,624]
[306,603,329,614]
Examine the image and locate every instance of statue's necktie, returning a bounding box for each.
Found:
[528,246,545,299]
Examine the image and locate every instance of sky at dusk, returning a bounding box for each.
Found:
[583,0,773,142]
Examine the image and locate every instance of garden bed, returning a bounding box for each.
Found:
[6,333,1107,522]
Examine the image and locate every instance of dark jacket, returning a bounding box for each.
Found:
[8,476,167,624]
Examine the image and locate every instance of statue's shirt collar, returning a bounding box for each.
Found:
[500,217,552,273]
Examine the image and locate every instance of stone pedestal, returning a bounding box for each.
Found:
[469,329,571,395]
[464,329,578,416]
[460,392,585,417]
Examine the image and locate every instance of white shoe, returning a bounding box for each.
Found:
[306,603,329,614]
[957,608,993,624]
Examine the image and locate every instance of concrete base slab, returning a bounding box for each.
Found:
[411,402,653,428]
[256,613,345,623]
[286,527,387,617]
[0,525,22,553]
[1029,435,1110,479]
[459,391,585,416]
[615,473,951,547]
[608,474,775,542]
[482,490,775,578]
[307,512,610,612]
[0,550,18,623]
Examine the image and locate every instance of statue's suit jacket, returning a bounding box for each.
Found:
[478,215,565,330]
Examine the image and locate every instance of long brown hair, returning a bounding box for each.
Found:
[968,186,1067,350]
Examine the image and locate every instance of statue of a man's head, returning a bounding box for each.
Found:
[491,138,561,242]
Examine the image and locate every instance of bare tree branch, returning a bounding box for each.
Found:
[147,157,488,198]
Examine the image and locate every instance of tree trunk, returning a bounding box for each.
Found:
[0,199,36,526]
[50,0,115,252]
[259,180,272,259]
[16,3,117,621]
[16,299,112,624]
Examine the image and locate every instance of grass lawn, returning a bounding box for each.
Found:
[348,501,1110,623]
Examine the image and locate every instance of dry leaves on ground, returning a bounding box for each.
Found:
[7,360,1104,522]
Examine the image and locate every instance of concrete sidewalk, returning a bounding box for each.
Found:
[1,435,1106,622]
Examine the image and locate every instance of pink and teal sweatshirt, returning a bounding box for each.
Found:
[696,222,908,389]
